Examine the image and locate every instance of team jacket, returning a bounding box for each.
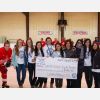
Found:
[0,47,12,66]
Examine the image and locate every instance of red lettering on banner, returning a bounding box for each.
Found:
[38,31,53,35]
[73,31,88,35]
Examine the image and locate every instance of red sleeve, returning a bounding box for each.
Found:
[0,48,4,65]
[0,48,3,60]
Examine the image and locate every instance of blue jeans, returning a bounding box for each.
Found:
[16,64,26,86]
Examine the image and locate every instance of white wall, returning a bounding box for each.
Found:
[0,12,98,44]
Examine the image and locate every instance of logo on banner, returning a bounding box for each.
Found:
[38,31,53,35]
[73,31,88,35]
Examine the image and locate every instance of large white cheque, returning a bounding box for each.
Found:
[36,57,78,79]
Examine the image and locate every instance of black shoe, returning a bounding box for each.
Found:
[19,83,23,88]
[2,84,10,88]
[19,85,23,88]
[31,85,35,88]
[38,84,42,88]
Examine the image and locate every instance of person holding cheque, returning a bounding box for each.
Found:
[34,41,45,88]
[64,39,78,88]
[43,37,55,88]
[52,43,65,88]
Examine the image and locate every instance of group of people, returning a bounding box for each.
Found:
[0,36,100,88]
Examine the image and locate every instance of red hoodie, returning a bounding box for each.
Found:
[0,47,12,65]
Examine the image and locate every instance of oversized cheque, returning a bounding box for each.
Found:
[36,57,78,79]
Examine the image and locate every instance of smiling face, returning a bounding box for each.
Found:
[77,40,83,47]
[55,44,61,51]
[17,40,23,47]
[66,42,71,49]
[27,39,32,47]
[93,43,98,50]
[85,40,90,47]
[46,38,52,45]
[4,43,10,51]
[37,42,42,50]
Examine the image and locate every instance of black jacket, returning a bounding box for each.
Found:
[75,47,84,67]
[64,48,77,58]
[93,50,100,69]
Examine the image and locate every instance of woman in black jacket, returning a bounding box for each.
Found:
[92,43,100,88]
[64,39,78,88]
[75,39,84,88]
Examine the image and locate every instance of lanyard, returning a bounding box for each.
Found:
[47,45,53,56]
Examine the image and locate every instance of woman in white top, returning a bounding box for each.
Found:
[12,39,27,88]
[52,43,65,88]
[43,37,55,88]
[34,41,45,88]
[83,39,93,88]
[26,38,36,88]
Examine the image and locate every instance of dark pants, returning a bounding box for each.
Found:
[84,66,93,88]
[43,78,47,84]
[67,79,77,88]
[93,72,100,88]
[35,77,44,87]
[28,63,37,87]
[55,78,63,88]
[76,67,84,88]
[76,66,93,88]
[16,64,26,86]
[50,78,54,84]
[43,78,54,84]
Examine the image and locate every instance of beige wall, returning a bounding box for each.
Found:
[29,12,59,43]
[0,12,26,42]
[0,12,98,43]
[64,12,98,42]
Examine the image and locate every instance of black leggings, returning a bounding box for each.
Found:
[55,78,63,88]
[43,78,54,85]
[84,66,93,88]
[35,77,44,87]
[76,67,84,88]
[93,72,100,88]
[28,63,37,87]
[71,66,93,88]
[67,79,77,88]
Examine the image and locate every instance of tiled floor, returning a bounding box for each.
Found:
[0,67,94,88]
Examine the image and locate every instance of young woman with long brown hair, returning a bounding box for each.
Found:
[12,39,27,88]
